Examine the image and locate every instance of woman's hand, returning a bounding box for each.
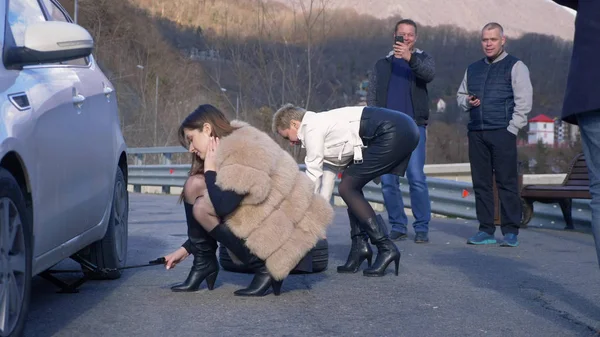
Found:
[203,137,220,173]
[164,247,190,270]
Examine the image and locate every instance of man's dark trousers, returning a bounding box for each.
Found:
[468,128,521,235]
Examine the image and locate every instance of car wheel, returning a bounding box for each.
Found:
[82,167,128,280]
[0,168,32,337]
[218,239,329,274]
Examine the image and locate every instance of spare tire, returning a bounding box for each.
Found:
[219,238,329,274]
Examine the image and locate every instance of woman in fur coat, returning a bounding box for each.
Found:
[273,105,419,277]
[163,104,333,296]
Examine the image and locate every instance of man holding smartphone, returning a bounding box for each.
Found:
[367,19,435,243]
[456,22,533,247]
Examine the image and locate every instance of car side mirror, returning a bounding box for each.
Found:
[4,21,94,69]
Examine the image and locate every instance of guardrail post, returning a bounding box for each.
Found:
[133,154,143,193]
[161,153,172,194]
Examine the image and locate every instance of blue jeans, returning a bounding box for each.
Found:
[380,126,431,233]
[577,110,600,268]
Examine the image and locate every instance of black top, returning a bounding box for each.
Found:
[181,171,245,254]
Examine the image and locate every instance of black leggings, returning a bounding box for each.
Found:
[338,107,419,224]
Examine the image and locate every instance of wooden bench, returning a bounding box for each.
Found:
[520,153,592,229]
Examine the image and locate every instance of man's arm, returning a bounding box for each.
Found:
[302,125,327,194]
[366,65,378,106]
[408,51,435,83]
[508,61,533,135]
[456,69,471,111]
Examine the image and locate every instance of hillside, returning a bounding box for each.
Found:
[272,0,576,41]
[55,0,579,170]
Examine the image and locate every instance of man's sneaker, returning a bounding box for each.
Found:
[467,231,497,245]
[390,230,408,241]
[500,233,519,247]
[414,232,429,243]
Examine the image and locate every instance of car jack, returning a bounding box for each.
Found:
[39,255,165,294]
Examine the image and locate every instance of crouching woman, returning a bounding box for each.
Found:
[163,104,333,296]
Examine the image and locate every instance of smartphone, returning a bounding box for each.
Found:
[468,92,478,100]
[395,35,404,44]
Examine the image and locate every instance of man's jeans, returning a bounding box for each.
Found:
[380,126,431,234]
[577,110,600,268]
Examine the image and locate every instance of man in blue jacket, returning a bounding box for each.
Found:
[552,0,600,267]
[367,19,435,244]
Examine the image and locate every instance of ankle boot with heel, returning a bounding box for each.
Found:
[209,223,283,296]
[171,202,219,292]
[337,209,373,273]
[361,214,400,277]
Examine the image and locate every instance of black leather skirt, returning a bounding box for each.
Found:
[344,106,420,179]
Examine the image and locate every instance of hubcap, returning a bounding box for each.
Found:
[113,180,128,263]
[0,198,26,337]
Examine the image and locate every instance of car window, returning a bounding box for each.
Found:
[7,0,46,46]
[42,0,89,66]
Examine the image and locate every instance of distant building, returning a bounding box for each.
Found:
[528,114,555,145]
[436,98,446,113]
[554,118,580,146]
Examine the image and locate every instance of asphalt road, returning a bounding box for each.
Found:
[24,193,600,337]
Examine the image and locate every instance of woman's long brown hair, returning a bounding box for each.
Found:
[177,104,237,203]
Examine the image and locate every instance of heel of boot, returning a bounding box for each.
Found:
[272,280,283,296]
[205,270,218,290]
[394,256,400,276]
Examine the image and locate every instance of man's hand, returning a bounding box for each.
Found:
[468,95,481,107]
[203,137,219,173]
[393,42,412,62]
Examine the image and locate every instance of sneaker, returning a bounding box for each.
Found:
[414,232,429,243]
[500,233,519,247]
[390,230,408,241]
[467,231,497,245]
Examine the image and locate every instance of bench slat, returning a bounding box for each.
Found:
[522,189,591,199]
[572,167,588,174]
[565,180,590,186]
[567,173,589,180]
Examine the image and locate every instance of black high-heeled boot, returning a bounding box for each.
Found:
[171,202,219,292]
[209,223,283,296]
[337,209,373,273]
[361,214,400,277]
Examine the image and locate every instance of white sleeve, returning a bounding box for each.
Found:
[319,165,337,201]
[302,125,326,194]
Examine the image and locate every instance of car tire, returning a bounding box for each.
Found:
[81,167,129,280]
[0,168,33,337]
[218,238,329,274]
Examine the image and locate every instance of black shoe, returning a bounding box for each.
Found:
[337,209,373,273]
[171,202,219,292]
[360,215,400,277]
[390,230,408,241]
[209,224,283,296]
[414,232,429,244]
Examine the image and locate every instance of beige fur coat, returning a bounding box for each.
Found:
[205,121,334,280]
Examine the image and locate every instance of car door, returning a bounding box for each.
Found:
[4,0,90,255]
[41,0,116,231]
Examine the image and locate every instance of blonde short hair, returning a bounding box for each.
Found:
[271,103,306,133]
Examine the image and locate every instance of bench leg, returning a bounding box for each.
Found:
[521,198,533,227]
[559,198,574,230]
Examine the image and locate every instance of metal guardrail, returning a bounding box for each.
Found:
[127,161,592,229]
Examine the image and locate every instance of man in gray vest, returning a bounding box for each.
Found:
[456,22,533,247]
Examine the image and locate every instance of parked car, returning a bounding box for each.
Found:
[0,0,129,335]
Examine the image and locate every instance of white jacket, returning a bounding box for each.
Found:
[298,106,365,197]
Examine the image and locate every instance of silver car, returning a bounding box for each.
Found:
[0,0,129,335]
